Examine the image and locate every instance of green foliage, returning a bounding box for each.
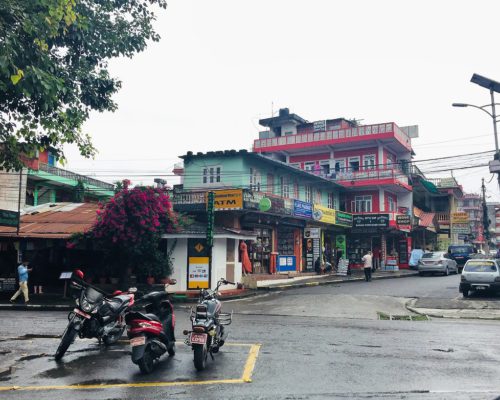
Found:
[0,0,167,170]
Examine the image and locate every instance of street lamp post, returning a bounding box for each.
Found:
[453,73,500,172]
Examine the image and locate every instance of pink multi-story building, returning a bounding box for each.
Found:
[253,108,417,268]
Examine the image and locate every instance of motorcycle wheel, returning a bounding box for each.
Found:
[167,343,176,356]
[193,343,207,371]
[55,325,77,361]
[138,348,155,374]
[103,324,125,346]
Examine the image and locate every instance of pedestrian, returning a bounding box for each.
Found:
[409,247,424,270]
[10,260,33,304]
[239,240,252,276]
[362,251,373,282]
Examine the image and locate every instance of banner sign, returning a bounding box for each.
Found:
[209,189,243,210]
[312,204,336,224]
[293,200,313,218]
[0,209,19,227]
[451,223,471,234]
[335,211,353,227]
[187,257,210,289]
[244,192,292,215]
[451,212,469,224]
[353,214,389,228]
[304,228,321,239]
[396,215,411,226]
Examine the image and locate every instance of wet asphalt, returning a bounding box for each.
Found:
[1,275,500,399]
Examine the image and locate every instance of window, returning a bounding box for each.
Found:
[304,162,315,171]
[387,195,396,212]
[305,185,313,203]
[354,195,372,212]
[202,166,221,184]
[267,174,274,194]
[328,192,336,209]
[280,176,290,198]
[363,155,376,170]
[250,168,261,191]
[315,189,321,204]
[320,160,330,176]
[348,157,360,172]
[335,159,346,172]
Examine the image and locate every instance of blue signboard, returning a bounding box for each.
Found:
[277,255,296,272]
[293,200,313,218]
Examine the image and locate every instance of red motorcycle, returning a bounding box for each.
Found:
[125,280,177,373]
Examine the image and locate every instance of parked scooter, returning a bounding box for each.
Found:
[183,278,233,371]
[54,270,135,361]
[125,280,177,373]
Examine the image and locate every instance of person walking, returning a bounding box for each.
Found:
[10,260,33,304]
[362,251,373,282]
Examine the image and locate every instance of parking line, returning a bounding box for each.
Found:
[0,342,261,392]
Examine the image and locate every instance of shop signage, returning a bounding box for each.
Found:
[245,192,292,215]
[312,204,336,224]
[353,214,389,228]
[293,200,313,218]
[335,235,347,258]
[0,209,19,227]
[313,120,326,132]
[451,223,471,234]
[304,228,321,239]
[187,257,210,289]
[396,215,411,226]
[208,189,243,210]
[451,212,469,224]
[335,211,353,227]
[277,255,296,272]
[0,278,16,292]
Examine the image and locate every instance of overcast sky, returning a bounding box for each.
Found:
[65,0,500,200]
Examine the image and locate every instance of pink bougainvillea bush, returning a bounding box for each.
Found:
[70,180,187,280]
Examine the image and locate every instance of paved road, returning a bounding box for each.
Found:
[2,277,500,399]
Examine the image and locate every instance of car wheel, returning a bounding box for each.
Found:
[462,289,469,298]
[444,267,449,276]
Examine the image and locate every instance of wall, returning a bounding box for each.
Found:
[0,168,27,211]
[183,157,246,189]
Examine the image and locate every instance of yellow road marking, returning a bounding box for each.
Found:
[0,342,261,392]
[241,344,261,383]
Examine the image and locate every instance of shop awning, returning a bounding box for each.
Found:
[413,207,436,232]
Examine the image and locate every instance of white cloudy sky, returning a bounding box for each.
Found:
[65,0,500,200]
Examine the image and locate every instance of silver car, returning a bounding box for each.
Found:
[459,258,500,297]
[418,251,458,276]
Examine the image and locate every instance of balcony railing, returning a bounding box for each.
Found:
[37,163,115,191]
[253,122,411,151]
[435,212,450,225]
[308,167,409,186]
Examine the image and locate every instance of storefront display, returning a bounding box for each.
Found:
[347,235,372,265]
[277,227,295,256]
[250,227,272,273]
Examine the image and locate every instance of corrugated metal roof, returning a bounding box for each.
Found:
[0,202,98,239]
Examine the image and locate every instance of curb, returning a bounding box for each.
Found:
[405,298,500,320]
[259,272,419,291]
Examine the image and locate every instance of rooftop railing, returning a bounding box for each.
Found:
[37,163,115,191]
[254,122,411,150]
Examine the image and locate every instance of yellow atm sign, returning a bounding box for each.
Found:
[207,189,243,210]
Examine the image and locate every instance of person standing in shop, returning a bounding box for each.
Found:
[362,251,373,282]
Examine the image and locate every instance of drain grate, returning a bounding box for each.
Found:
[378,312,430,321]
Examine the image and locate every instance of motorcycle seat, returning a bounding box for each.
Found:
[144,313,161,322]
[107,295,131,313]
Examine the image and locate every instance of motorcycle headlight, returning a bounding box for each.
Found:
[81,297,93,312]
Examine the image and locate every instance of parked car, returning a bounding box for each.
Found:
[459,258,500,297]
[418,251,458,276]
[447,244,475,272]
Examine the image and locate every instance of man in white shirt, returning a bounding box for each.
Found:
[362,251,373,282]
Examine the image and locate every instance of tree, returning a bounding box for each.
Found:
[0,0,167,170]
[72,180,181,281]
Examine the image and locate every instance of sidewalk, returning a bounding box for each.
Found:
[249,269,418,290]
[0,269,418,311]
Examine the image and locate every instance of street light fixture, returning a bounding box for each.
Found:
[453,73,500,158]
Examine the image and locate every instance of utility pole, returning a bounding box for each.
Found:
[481,178,490,254]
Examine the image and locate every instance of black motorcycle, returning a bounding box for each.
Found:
[125,281,177,374]
[54,270,135,361]
[183,278,233,371]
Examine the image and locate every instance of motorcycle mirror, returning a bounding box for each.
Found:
[169,279,177,285]
[128,287,137,293]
